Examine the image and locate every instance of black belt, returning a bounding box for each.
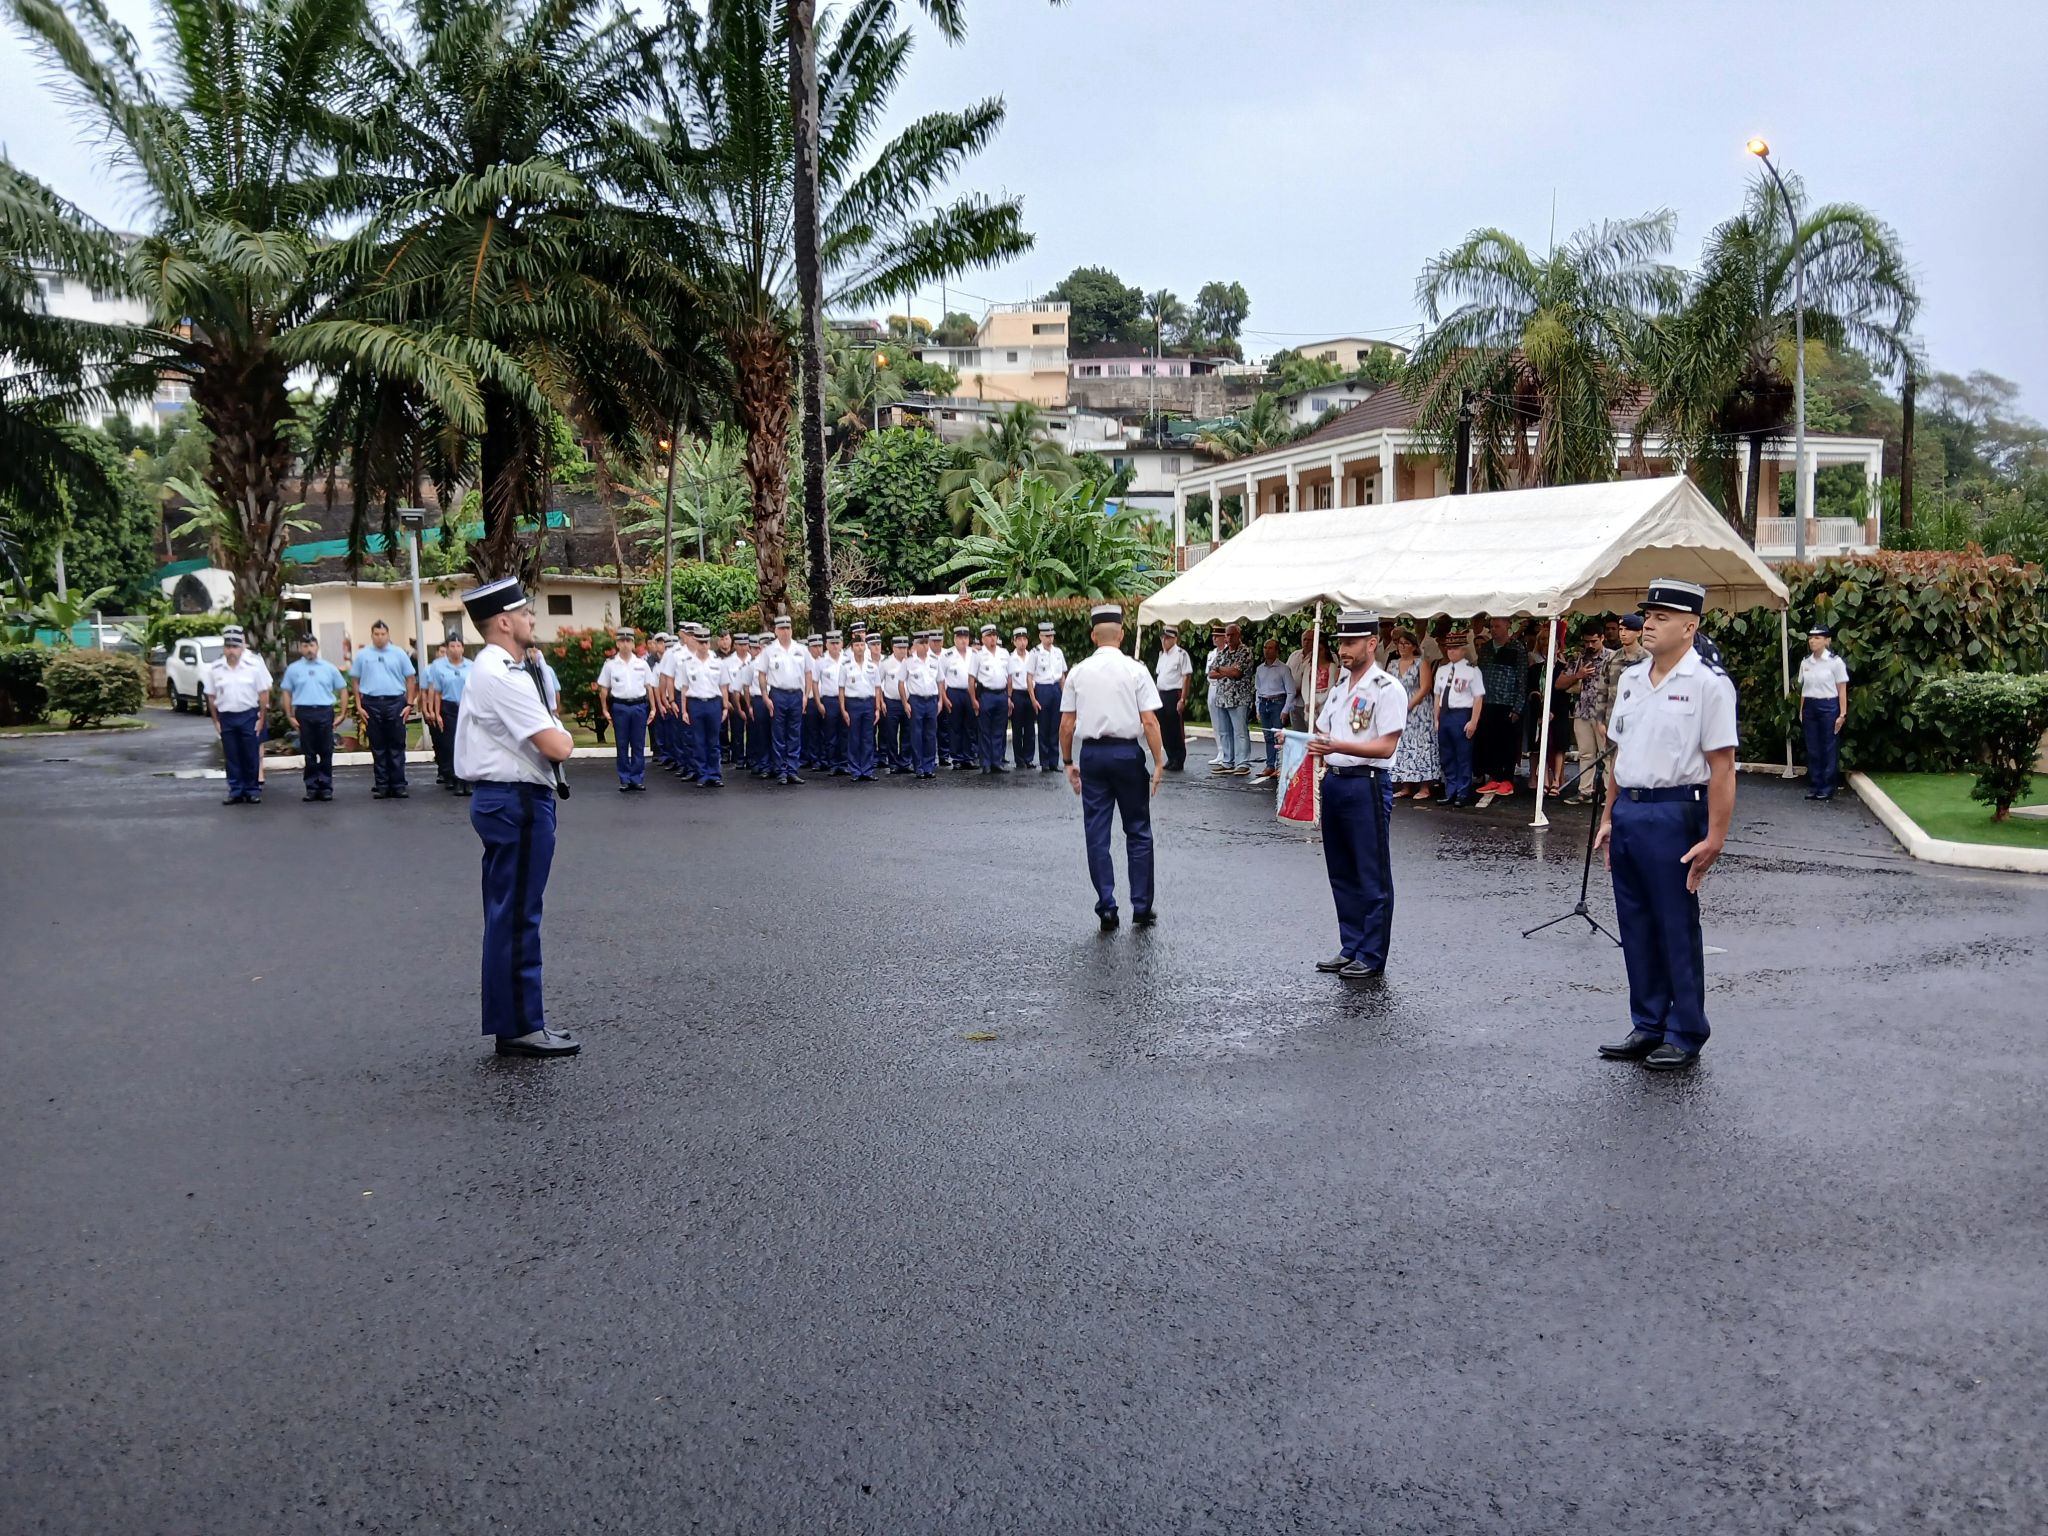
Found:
[1087,735,1138,744]
[1617,785,1705,802]
[475,779,552,794]
[1327,764,1387,778]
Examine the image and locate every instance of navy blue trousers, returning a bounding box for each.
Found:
[1035,683,1062,769]
[749,697,773,771]
[822,698,847,771]
[846,698,877,777]
[297,704,335,794]
[910,695,940,774]
[1080,739,1154,916]
[882,699,909,769]
[1609,791,1711,1053]
[946,687,974,765]
[802,698,823,767]
[1321,769,1394,968]
[471,782,554,1038]
[611,698,648,786]
[977,691,1009,769]
[219,707,263,799]
[362,695,408,790]
[1803,698,1840,793]
[729,700,750,769]
[1009,690,1036,767]
[771,688,804,777]
[689,700,724,782]
[1438,708,1475,802]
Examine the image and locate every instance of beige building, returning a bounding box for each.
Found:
[917,301,1070,407]
[1282,336,1410,371]
[300,573,635,663]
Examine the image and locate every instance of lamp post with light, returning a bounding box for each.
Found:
[1747,137,1807,561]
[658,431,678,634]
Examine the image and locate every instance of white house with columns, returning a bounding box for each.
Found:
[1169,389,1887,568]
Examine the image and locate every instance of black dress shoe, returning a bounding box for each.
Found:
[222,795,243,805]
[786,773,806,785]
[371,787,389,798]
[1642,1042,1701,1071]
[303,791,319,802]
[1339,960,1384,981]
[1598,1029,1663,1061]
[392,787,410,798]
[1098,911,1120,932]
[1315,953,1351,973]
[1132,910,1157,928]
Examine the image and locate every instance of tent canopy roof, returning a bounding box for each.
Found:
[1138,476,1789,626]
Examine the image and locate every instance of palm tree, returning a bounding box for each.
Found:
[1640,174,1916,540]
[0,158,144,584]
[937,402,1071,531]
[935,475,1163,598]
[1194,393,1300,462]
[657,0,1029,623]
[315,0,693,578]
[8,0,495,665]
[1405,212,1682,490]
[823,333,903,455]
[618,426,753,564]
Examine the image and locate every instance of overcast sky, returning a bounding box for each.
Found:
[6,0,2042,410]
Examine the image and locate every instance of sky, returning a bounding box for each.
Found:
[5,0,2044,411]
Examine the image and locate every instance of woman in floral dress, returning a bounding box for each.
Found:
[1388,628,1440,800]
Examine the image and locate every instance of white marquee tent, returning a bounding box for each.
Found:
[1136,476,1791,826]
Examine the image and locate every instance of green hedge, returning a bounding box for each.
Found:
[1712,552,2048,771]
[0,645,53,725]
[147,611,235,650]
[1918,673,2048,818]
[43,649,147,726]
[629,562,758,636]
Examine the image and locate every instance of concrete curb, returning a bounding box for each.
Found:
[1848,771,2048,876]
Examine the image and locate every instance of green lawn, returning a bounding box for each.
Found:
[0,714,147,736]
[1868,772,2048,851]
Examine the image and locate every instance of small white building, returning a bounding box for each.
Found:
[27,259,191,429]
[300,574,634,662]
[1277,378,1380,426]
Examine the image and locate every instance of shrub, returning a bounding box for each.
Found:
[147,610,236,651]
[43,649,148,726]
[837,427,956,593]
[1918,674,2048,819]
[541,627,610,728]
[628,561,758,637]
[0,645,53,725]
[1712,551,2048,771]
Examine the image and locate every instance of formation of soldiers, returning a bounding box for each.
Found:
[598,616,1070,790]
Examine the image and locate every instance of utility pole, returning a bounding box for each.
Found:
[1453,392,1473,494]
[659,431,678,634]
[1749,138,1808,561]
[1899,363,1916,533]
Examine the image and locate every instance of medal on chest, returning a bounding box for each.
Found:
[1348,687,1368,734]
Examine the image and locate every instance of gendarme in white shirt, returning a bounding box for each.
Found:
[1315,663,1408,768]
[1153,643,1194,693]
[1061,645,1162,743]
[204,654,272,713]
[681,651,725,700]
[1608,648,1739,789]
[1029,643,1068,686]
[1433,659,1485,710]
[1798,650,1850,699]
[596,653,652,700]
[453,644,558,787]
[759,639,810,692]
[969,646,1010,691]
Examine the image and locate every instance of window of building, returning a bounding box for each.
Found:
[42,275,66,298]
[1031,322,1065,335]
[1141,363,1156,376]
[547,594,573,615]
[1311,398,1329,413]
[1112,457,1131,473]
[1078,364,1101,377]
[1109,364,1129,377]
[1005,350,1019,363]
[89,286,114,303]
[1163,456,1182,474]
[441,613,466,642]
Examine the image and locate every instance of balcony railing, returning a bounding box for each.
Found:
[1756,516,1876,556]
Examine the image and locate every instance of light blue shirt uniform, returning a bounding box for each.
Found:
[351,642,415,697]
[281,657,346,706]
[424,656,474,705]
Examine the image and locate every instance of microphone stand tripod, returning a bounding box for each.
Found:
[1522,742,1617,946]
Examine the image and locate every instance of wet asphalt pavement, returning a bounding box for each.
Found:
[4,710,2045,1534]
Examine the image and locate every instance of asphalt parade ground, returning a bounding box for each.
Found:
[4,708,2045,1533]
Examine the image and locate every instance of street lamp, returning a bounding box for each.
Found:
[658,432,678,634]
[1748,136,1808,561]
[873,351,888,435]
[398,508,427,749]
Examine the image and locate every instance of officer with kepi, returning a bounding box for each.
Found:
[1307,609,1408,979]
[1059,603,1165,930]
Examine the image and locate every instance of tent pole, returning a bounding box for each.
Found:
[1531,617,1558,829]
[1307,601,1323,831]
[1779,607,1795,779]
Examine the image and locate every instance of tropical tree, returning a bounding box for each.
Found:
[1142,288,1187,350]
[1194,393,1301,461]
[1045,264,1144,348]
[656,0,1029,625]
[1268,349,1343,395]
[1191,279,1249,350]
[6,0,503,666]
[823,332,904,455]
[936,403,1071,530]
[935,475,1164,598]
[0,157,149,586]
[1405,211,1683,489]
[619,427,753,565]
[315,0,694,578]
[1640,174,1916,539]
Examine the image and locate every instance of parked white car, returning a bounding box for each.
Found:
[164,636,225,712]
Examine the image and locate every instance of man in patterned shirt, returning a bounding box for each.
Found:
[1207,624,1256,775]
[1565,619,1610,804]
[1473,615,1527,795]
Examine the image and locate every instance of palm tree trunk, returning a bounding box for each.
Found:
[191,347,296,672]
[1743,429,1768,545]
[478,388,541,581]
[788,0,832,636]
[732,324,793,622]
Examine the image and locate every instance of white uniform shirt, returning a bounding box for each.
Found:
[760,639,809,692]
[596,653,653,700]
[644,647,670,695]
[1608,648,1739,789]
[879,655,906,700]
[842,653,883,701]
[905,654,942,698]
[678,651,723,701]
[1060,646,1162,744]
[1154,644,1194,693]
[1798,650,1850,700]
[1030,643,1068,687]
[1006,649,1032,689]
[453,644,558,787]
[723,652,753,695]
[940,646,975,689]
[203,654,272,712]
[969,647,1010,690]
[1433,659,1486,710]
[1315,663,1408,768]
